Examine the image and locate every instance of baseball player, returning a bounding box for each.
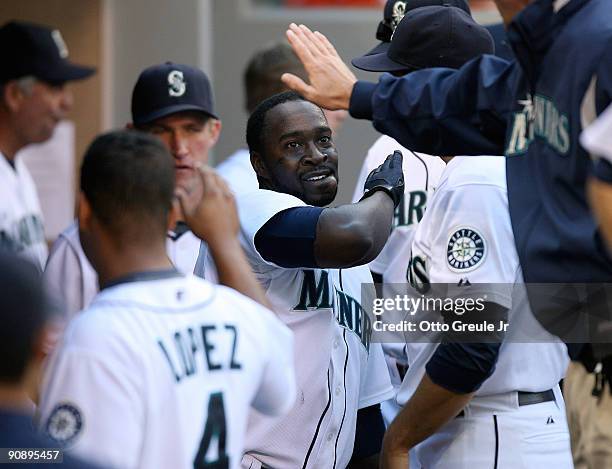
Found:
[215,42,346,198]
[38,130,295,469]
[383,153,573,467]
[380,152,572,468]
[44,62,226,317]
[0,21,94,269]
[330,7,573,467]
[198,91,403,468]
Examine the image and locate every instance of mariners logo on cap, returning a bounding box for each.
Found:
[447,227,486,271]
[46,403,83,447]
[51,30,69,58]
[392,1,407,29]
[390,1,407,40]
[168,70,186,97]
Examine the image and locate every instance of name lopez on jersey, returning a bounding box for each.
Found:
[158,323,242,383]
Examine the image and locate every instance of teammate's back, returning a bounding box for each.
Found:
[40,274,294,469]
[38,130,294,469]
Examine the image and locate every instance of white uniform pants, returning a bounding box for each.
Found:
[410,386,573,468]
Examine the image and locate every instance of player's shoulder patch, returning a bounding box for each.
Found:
[446,226,486,272]
[45,402,83,447]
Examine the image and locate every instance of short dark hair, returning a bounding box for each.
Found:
[80,130,175,240]
[246,91,307,157]
[244,42,308,113]
[0,252,50,383]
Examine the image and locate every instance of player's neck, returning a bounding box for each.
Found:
[0,123,23,161]
[440,156,454,163]
[96,247,175,290]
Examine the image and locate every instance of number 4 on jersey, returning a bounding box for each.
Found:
[194,392,228,469]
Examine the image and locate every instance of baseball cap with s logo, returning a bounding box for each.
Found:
[131,62,218,126]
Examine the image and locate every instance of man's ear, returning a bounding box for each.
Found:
[207,119,222,146]
[2,80,25,113]
[77,191,92,232]
[250,151,270,180]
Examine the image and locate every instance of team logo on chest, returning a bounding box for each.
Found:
[447,227,486,271]
[506,93,570,156]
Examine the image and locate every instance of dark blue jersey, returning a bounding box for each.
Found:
[349,0,612,284]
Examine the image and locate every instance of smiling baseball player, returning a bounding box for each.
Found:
[193,91,400,468]
[38,131,295,469]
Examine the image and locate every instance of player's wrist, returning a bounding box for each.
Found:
[359,186,398,208]
[207,236,242,256]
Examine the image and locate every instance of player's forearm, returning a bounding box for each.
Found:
[314,192,394,268]
[208,238,272,310]
[588,175,612,253]
[381,374,474,468]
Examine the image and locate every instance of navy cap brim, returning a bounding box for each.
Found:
[133,103,218,126]
[37,60,96,84]
[351,42,391,69]
[351,51,413,73]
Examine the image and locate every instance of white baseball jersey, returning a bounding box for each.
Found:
[0,153,48,269]
[39,273,295,469]
[44,220,209,318]
[353,136,444,425]
[398,156,572,468]
[210,188,393,469]
[216,148,259,197]
[352,135,445,277]
[399,155,568,403]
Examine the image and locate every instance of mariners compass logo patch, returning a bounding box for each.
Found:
[447,227,486,272]
[46,403,83,447]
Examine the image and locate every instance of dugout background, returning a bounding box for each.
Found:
[0,0,501,239]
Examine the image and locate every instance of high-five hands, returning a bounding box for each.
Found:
[282,23,357,111]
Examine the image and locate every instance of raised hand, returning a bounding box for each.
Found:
[282,23,357,111]
[175,164,239,247]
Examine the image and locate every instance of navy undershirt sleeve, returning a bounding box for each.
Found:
[426,342,501,394]
[426,301,508,394]
[254,206,324,268]
[350,404,385,461]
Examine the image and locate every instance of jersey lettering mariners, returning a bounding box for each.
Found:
[352,135,444,278]
[39,273,295,469]
[227,189,393,469]
[397,156,568,404]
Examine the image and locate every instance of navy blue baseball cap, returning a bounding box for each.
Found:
[352,5,494,73]
[352,0,471,65]
[0,21,95,84]
[131,62,218,126]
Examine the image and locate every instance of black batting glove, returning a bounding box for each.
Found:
[360,150,404,208]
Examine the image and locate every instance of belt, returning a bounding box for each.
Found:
[456,389,555,418]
